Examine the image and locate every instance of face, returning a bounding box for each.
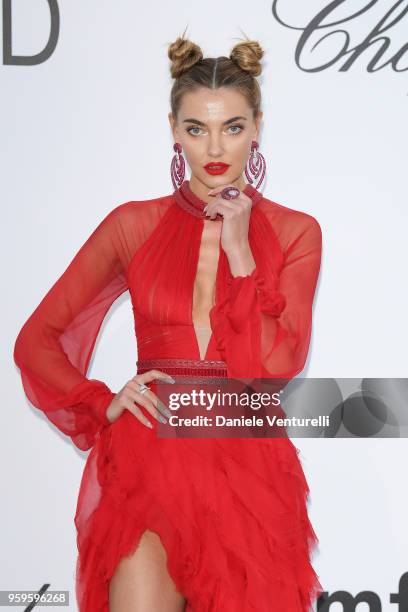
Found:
[168,87,262,190]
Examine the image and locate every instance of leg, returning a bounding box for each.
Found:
[109,528,186,612]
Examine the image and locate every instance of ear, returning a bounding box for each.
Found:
[168,112,178,140]
[254,111,263,141]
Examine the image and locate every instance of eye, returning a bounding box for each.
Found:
[186,126,204,136]
[227,124,244,135]
[186,124,244,136]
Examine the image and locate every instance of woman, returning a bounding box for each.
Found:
[13,33,323,612]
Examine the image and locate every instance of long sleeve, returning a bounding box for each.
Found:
[13,206,129,451]
[210,213,322,379]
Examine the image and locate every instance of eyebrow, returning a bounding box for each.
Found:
[182,116,248,126]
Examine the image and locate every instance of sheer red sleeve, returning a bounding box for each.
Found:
[13,206,129,451]
[210,211,322,379]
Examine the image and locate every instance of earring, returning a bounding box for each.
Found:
[245,140,266,190]
[171,142,186,189]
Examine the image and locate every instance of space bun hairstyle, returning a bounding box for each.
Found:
[168,28,264,119]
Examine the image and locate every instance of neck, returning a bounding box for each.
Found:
[188,175,247,204]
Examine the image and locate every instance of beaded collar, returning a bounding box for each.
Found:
[173,179,263,219]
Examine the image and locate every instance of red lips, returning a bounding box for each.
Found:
[204,162,230,175]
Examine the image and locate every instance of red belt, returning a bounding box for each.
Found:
[136,357,228,380]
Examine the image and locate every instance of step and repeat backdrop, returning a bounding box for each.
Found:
[2,1,407,610]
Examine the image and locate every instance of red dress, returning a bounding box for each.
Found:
[13,179,323,611]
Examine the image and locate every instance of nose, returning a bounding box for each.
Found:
[207,132,224,158]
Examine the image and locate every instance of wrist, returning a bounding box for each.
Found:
[226,241,256,277]
[86,385,116,427]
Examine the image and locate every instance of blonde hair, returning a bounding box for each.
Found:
[167,29,264,119]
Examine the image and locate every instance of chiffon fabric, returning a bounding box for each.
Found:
[13,179,323,611]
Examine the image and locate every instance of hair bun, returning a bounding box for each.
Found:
[229,40,264,77]
[168,35,203,79]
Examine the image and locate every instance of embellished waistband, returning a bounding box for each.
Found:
[136,357,228,380]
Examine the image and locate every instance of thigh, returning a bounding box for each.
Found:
[109,528,186,612]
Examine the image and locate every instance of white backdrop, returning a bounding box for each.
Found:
[2,1,408,610]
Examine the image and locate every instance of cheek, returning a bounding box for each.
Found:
[181,140,205,165]
[228,140,251,165]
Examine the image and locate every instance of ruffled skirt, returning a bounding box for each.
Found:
[74,373,323,611]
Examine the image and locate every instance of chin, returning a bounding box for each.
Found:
[196,174,225,188]
[200,172,238,186]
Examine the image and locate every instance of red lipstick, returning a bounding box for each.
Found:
[204,162,230,175]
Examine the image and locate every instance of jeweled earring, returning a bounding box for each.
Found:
[170,142,186,189]
[245,140,266,190]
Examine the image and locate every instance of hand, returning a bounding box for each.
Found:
[204,183,256,276]
[106,370,174,428]
[204,183,252,256]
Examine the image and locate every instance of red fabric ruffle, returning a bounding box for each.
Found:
[209,267,287,378]
[75,409,323,611]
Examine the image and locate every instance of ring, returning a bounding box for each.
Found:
[138,383,151,395]
[221,186,240,200]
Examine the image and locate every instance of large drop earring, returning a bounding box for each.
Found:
[245,140,266,190]
[170,142,186,189]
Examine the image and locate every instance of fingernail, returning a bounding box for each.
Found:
[158,414,167,424]
[163,408,172,418]
[161,377,176,384]
[203,205,208,212]
[146,420,153,428]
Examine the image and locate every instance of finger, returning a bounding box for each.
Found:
[126,404,153,429]
[138,394,168,424]
[204,199,235,212]
[127,381,172,420]
[206,190,251,210]
[130,371,174,420]
[129,387,168,424]
[207,197,252,220]
[132,370,175,385]
[207,183,238,195]
[127,386,155,413]
[121,396,154,429]
[204,201,237,220]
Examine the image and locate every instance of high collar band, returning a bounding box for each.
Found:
[173,179,263,219]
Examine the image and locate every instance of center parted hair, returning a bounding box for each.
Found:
[167,30,264,120]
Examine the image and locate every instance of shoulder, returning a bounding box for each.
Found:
[110,193,174,219]
[86,194,174,264]
[257,194,322,250]
[101,193,174,231]
[96,193,174,249]
[257,193,321,231]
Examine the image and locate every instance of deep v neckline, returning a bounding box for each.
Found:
[173,179,264,361]
[190,218,223,361]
